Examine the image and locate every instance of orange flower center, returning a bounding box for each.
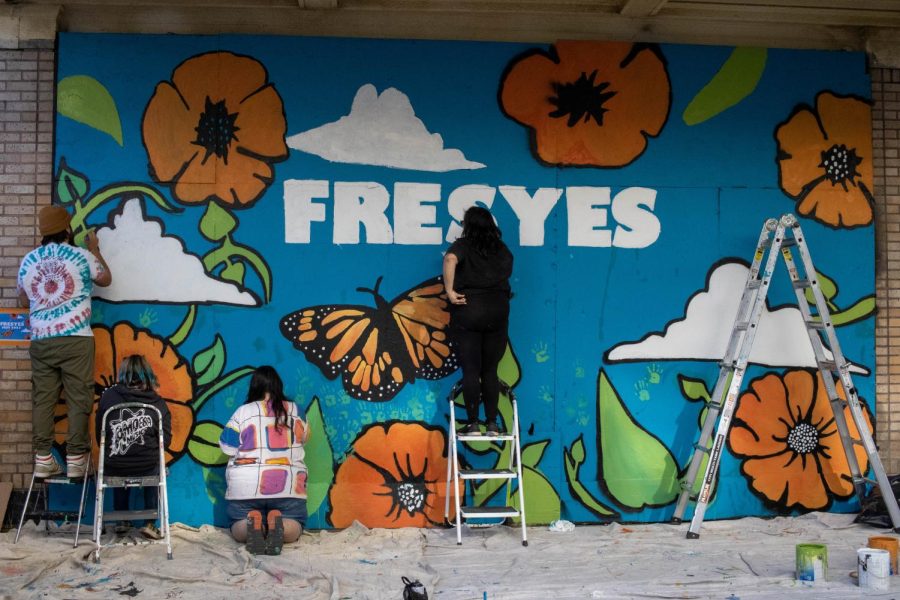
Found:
[549,70,617,128]
[787,421,819,454]
[193,97,240,162]
[819,144,862,188]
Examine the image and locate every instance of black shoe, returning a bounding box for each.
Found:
[461,421,481,436]
[402,576,428,600]
[485,421,501,437]
[246,510,267,555]
[266,510,284,556]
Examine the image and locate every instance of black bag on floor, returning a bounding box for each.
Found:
[854,474,900,529]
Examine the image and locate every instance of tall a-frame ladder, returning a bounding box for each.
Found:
[673,214,900,538]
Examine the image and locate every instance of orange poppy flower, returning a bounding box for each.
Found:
[499,41,670,167]
[728,369,872,511]
[775,92,874,228]
[142,51,289,208]
[55,322,195,465]
[328,422,460,528]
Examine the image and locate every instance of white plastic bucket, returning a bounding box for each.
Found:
[858,548,891,590]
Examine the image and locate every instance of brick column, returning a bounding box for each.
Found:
[0,43,55,488]
[873,67,900,474]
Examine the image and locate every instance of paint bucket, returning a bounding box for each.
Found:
[868,536,899,575]
[795,543,827,583]
[858,548,891,590]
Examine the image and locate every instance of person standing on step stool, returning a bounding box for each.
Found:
[443,206,514,437]
[17,205,111,479]
[219,366,310,555]
[96,355,171,540]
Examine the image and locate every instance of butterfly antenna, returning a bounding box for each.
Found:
[355,276,384,298]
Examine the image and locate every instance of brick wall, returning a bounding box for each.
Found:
[0,43,54,489]
[873,67,900,474]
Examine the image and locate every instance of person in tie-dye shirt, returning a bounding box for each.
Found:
[17,205,111,479]
[219,366,310,555]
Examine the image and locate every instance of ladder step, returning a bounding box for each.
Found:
[102,476,160,487]
[100,509,159,522]
[458,433,515,442]
[39,475,86,485]
[734,322,750,331]
[27,510,82,521]
[805,320,826,330]
[747,279,762,289]
[693,443,711,454]
[460,468,516,480]
[460,505,519,518]
[792,279,811,289]
[818,360,837,371]
[781,237,797,247]
[852,476,878,487]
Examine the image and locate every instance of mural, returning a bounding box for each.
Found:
[51,34,876,529]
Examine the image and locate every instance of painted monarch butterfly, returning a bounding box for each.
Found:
[279,276,458,402]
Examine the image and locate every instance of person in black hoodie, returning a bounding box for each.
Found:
[96,354,172,540]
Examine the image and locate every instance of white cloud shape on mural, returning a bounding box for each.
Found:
[606,261,868,374]
[287,84,486,172]
[93,198,258,306]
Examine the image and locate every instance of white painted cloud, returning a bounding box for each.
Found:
[93,198,258,306]
[606,261,868,374]
[287,84,486,172]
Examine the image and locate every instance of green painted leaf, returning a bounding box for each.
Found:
[193,335,226,387]
[678,375,711,403]
[304,397,335,517]
[683,47,767,126]
[189,421,228,467]
[832,295,876,326]
[201,466,226,504]
[564,435,618,518]
[598,370,680,509]
[510,466,560,525]
[221,261,246,284]
[521,440,549,469]
[497,343,520,388]
[54,160,89,205]
[57,76,123,145]
[199,202,237,242]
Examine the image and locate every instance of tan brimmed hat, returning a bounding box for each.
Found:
[38,205,71,236]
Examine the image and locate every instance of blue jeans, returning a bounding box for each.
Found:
[227,497,307,525]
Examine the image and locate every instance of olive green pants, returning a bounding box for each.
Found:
[30,336,95,455]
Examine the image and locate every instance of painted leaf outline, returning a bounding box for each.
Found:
[192,335,226,387]
[57,75,124,145]
[597,369,680,510]
[188,420,228,466]
[678,375,711,403]
[54,159,89,205]
[199,201,238,242]
[304,397,335,517]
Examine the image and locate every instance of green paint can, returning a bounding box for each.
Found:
[796,543,828,583]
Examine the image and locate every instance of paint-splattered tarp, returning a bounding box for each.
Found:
[1,514,897,599]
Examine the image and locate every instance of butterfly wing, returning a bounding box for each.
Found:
[280,304,411,402]
[389,276,459,381]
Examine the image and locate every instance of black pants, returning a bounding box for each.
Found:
[450,292,510,424]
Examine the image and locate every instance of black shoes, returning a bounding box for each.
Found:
[462,421,481,435]
[402,576,428,600]
[485,421,501,437]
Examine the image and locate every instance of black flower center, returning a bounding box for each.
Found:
[193,96,240,162]
[787,421,819,454]
[548,70,617,128]
[819,144,862,188]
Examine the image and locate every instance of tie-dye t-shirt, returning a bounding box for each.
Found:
[219,400,310,500]
[17,243,102,340]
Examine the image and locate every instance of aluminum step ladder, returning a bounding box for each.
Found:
[93,402,173,561]
[14,456,93,546]
[444,382,528,546]
[673,213,900,538]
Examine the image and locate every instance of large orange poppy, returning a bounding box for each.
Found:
[54,322,195,465]
[500,41,670,167]
[728,369,872,512]
[775,92,874,228]
[142,51,289,208]
[328,422,459,528]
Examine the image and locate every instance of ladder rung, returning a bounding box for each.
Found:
[457,433,514,441]
[39,476,86,485]
[852,476,878,487]
[805,320,826,330]
[792,279,811,289]
[460,505,519,518]
[459,468,516,480]
[781,237,797,247]
[28,510,82,520]
[747,280,762,289]
[693,443,711,454]
[717,360,736,369]
[100,509,159,522]
[818,360,837,371]
[734,322,750,331]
